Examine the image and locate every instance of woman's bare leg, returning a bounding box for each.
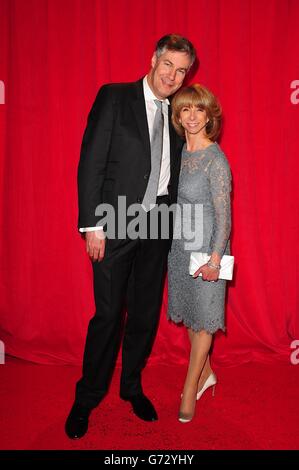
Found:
[179,329,212,419]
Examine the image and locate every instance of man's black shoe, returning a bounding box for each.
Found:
[121,393,158,421]
[65,402,92,439]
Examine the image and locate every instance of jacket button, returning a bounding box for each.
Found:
[137,197,142,203]
[143,174,149,180]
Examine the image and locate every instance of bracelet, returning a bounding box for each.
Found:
[207,260,220,270]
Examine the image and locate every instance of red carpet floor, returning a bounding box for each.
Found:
[0,356,298,450]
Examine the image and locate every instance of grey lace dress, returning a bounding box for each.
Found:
[167,142,232,334]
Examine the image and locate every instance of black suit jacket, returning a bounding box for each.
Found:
[77,78,183,230]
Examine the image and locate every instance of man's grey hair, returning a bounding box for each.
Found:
[155,34,196,66]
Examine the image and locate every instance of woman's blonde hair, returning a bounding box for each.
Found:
[171,84,222,141]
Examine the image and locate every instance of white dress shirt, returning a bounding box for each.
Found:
[143,76,170,197]
[80,76,171,233]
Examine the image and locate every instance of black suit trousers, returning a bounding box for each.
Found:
[75,199,171,408]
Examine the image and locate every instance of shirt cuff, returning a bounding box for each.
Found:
[79,226,104,232]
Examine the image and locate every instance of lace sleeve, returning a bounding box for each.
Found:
[209,155,232,257]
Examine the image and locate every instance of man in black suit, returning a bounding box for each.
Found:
[65,34,196,439]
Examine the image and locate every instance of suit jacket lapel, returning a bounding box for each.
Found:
[130,79,182,175]
[130,80,151,159]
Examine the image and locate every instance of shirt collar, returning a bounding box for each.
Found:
[143,76,170,105]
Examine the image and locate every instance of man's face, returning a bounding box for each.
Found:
[147,49,192,99]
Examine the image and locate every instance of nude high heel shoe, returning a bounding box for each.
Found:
[178,412,194,423]
[196,372,217,400]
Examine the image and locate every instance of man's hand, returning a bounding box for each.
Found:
[85,230,106,262]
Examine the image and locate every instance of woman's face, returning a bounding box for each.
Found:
[179,105,209,135]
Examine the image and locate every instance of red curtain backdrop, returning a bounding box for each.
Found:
[0,0,298,366]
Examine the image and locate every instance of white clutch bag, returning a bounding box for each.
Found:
[189,252,235,280]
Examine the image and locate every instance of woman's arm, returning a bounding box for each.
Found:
[209,154,232,258]
[193,154,232,282]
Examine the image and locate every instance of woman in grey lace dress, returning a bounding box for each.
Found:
[167,84,232,423]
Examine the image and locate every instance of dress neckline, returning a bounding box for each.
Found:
[183,142,217,155]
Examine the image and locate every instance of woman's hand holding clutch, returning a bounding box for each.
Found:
[192,263,220,282]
